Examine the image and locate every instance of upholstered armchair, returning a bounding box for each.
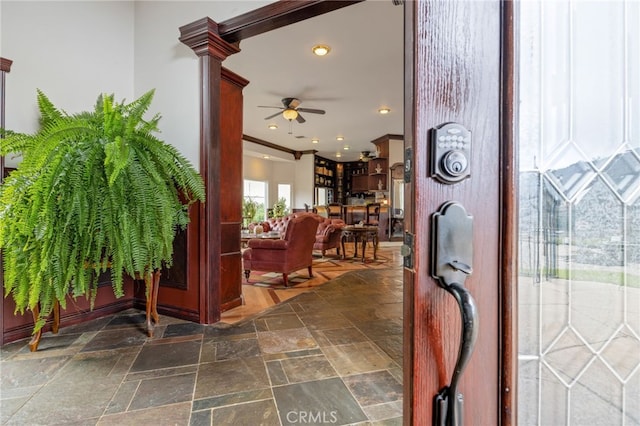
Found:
[314,217,345,256]
[248,212,345,257]
[243,215,319,287]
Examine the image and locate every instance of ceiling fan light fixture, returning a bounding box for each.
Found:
[312,44,331,56]
[282,108,298,121]
[378,107,391,115]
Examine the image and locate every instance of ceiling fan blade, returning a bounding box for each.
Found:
[296,113,306,124]
[264,111,283,120]
[258,106,284,109]
[297,108,325,115]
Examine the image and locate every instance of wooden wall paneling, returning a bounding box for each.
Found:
[151,202,202,322]
[2,279,136,344]
[216,67,247,312]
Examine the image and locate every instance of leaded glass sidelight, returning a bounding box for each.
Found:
[517,1,640,424]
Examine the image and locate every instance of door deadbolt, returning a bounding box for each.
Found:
[430,122,472,184]
[442,150,468,177]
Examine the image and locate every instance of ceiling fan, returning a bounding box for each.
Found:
[259,97,325,124]
[359,151,376,162]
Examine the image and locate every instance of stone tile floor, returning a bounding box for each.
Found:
[1,268,403,425]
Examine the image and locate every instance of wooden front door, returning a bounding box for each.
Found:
[403,1,514,424]
[213,1,515,424]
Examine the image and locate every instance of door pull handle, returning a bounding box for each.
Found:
[434,281,479,426]
[431,202,479,426]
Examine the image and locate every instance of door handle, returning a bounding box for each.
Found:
[431,201,479,426]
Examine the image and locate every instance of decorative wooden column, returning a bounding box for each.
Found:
[179,18,247,323]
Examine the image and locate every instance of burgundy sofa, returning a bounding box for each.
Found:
[243,214,319,287]
[249,212,345,256]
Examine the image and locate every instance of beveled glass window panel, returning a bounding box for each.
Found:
[518,1,640,424]
[540,1,571,165]
[601,151,640,203]
[573,3,625,161]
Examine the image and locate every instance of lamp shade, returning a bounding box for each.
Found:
[282,108,298,121]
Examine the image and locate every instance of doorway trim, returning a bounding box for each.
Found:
[188,0,517,423]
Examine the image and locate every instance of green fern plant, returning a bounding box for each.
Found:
[0,89,205,332]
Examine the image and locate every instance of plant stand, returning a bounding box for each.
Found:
[144,270,161,338]
[27,270,162,352]
[28,301,60,352]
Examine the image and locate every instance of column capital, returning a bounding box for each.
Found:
[179,17,240,60]
[0,58,13,73]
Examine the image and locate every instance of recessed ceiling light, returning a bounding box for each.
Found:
[263,155,270,159]
[343,145,350,150]
[335,152,342,158]
[311,138,319,144]
[268,123,278,130]
[336,136,344,141]
[378,107,391,115]
[312,44,331,56]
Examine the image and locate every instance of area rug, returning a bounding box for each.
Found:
[221,243,401,324]
[243,251,393,290]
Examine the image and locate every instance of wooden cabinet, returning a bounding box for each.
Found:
[314,156,336,188]
[352,174,369,192]
[343,160,369,198]
[335,163,344,203]
[314,155,337,203]
[316,135,402,203]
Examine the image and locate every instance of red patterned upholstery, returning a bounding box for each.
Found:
[249,212,345,256]
[243,214,319,286]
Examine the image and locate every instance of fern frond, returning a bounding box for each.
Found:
[36,89,64,127]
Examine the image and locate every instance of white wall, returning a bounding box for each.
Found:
[243,155,273,181]
[132,1,273,169]
[242,153,309,210]
[1,1,273,169]
[1,1,135,166]
[243,138,315,210]
[389,138,404,169]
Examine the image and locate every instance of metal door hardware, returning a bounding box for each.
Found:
[404,147,412,183]
[431,123,471,184]
[401,231,414,269]
[431,201,479,426]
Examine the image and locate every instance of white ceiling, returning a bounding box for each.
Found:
[223,0,404,163]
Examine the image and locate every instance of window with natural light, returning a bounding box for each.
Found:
[243,179,266,222]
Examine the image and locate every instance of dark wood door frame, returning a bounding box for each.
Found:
[500,2,518,424]
[0,57,13,346]
[186,0,517,424]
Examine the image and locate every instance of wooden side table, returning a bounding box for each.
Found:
[341,225,379,262]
